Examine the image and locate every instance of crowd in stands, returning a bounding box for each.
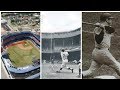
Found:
[1,31,40,74]
[42,28,81,62]
[2,31,40,48]
[42,34,80,52]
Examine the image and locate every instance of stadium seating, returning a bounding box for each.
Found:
[1,31,40,74]
[2,31,40,48]
[42,28,81,62]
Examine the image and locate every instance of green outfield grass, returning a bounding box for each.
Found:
[7,40,40,67]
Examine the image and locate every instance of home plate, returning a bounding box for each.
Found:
[94,75,116,79]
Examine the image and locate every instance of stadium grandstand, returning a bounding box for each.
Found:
[1,31,40,79]
[42,28,81,63]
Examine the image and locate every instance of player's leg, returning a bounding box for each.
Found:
[64,60,74,73]
[66,65,74,73]
[82,60,101,77]
[77,63,81,77]
[56,61,65,73]
[104,51,120,76]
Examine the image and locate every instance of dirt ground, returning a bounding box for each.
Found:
[17,41,33,50]
[42,62,81,79]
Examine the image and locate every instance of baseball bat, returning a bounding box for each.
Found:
[82,22,100,27]
[65,47,80,52]
[82,22,95,25]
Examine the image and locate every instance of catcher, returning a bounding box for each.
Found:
[83,13,120,77]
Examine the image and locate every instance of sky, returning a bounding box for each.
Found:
[41,11,81,33]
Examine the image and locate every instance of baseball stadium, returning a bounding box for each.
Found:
[1,21,40,79]
[82,12,120,79]
[42,28,81,79]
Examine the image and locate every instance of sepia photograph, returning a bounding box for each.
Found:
[82,12,120,79]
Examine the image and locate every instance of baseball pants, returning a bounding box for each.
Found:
[83,48,120,77]
[61,60,70,69]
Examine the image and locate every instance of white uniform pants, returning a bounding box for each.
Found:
[83,48,120,77]
[61,59,69,69]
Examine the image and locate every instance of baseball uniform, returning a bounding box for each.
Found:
[83,23,120,77]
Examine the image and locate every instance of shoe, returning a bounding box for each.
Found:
[56,71,60,73]
[71,69,74,73]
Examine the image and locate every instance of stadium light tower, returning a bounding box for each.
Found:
[50,32,55,64]
[50,33,53,63]
[63,38,64,48]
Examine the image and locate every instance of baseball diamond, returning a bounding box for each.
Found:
[1,31,40,79]
[7,40,39,67]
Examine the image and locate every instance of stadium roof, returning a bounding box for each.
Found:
[41,11,81,33]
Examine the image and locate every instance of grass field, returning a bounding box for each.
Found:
[42,62,81,79]
[82,12,120,79]
[7,40,40,67]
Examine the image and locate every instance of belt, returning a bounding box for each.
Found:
[96,47,101,49]
[95,47,109,50]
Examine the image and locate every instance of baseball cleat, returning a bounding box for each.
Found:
[56,71,61,73]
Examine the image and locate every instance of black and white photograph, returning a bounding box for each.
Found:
[82,12,120,79]
[41,11,81,79]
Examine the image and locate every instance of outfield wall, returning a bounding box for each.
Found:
[42,50,80,62]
